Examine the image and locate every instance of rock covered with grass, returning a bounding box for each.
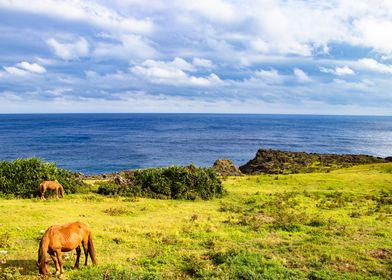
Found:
[240,148,387,175]
[213,159,242,177]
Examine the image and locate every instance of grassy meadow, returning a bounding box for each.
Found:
[0,163,391,279]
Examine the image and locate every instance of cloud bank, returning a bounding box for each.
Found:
[0,0,392,114]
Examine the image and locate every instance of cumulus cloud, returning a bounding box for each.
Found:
[293,68,311,83]
[3,66,29,76]
[93,34,156,60]
[358,58,392,74]
[0,0,153,34]
[252,69,285,84]
[16,62,46,73]
[130,58,223,86]
[192,58,215,69]
[47,37,89,60]
[3,61,46,76]
[320,66,355,76]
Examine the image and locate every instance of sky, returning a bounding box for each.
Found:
[0,0,392,115]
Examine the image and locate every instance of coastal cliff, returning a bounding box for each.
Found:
[240,149,388,175]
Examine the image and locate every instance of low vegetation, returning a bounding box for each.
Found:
[0,163,391,279]
[0,158,86,198]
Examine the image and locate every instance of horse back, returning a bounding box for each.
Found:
[44,222,90,251]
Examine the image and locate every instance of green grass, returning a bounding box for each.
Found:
[0,163,391,279]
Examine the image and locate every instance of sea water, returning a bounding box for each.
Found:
[0,114,391,174]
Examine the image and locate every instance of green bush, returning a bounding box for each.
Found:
[99,165,225,200]
[96,181,124,196]
[0,158,86,198]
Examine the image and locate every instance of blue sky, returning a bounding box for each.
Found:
[0,0,392,115]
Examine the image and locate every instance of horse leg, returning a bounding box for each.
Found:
[55,249,64,274]
[50,252,59,274]
[82,240,88,266]
[74,246,81,269]
[56,188,59,199]
[40,190,46,200]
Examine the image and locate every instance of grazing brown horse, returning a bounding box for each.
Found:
[37,221,97,275]
[39,180,65,200]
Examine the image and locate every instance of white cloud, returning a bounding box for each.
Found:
[16,61,46,73]
[0,0,153,34]
[192,58,214,69]
[252,69,285,84]
[320,66,355,76]
[47,37,89,60]
[184,0,237,23]
[93,34,156,60]
[353,17,392,55]
[293,68,311,83]
[358,58,392,74]
[3,66,29,76]
[130,58,223,86]
[3,61,46,76]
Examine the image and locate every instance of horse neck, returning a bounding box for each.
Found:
[38,235,49,264]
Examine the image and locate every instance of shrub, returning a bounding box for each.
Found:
[210,251,301,279]
[0,158,86,198]
[99,165,225,200]
[96,181,124,196]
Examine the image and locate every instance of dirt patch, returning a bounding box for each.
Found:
[370,248,392,260]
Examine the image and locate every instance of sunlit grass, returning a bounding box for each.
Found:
[0,163,391,279]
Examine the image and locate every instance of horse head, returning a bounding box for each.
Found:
[37,259,50,275]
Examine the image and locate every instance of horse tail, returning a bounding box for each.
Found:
[88,233,97,265]
[60,185,65,197]
[39,183,44,198]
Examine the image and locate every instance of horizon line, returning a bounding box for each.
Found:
[0,112,391,117]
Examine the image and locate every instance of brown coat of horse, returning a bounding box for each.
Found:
[37,221,97,275]
[39,180,65,200]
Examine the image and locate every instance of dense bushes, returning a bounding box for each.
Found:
[97,165,225,200]
[0,158,86,198]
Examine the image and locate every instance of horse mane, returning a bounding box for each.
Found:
[38,233,49,265]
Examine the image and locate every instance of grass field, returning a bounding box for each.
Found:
[0,163,391,279]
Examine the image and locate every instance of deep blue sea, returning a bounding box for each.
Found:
[0,114,391,174]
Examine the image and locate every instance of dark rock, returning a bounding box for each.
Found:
[213,159,242,176]
[385,156,392,162]
[114,174,127,186]
[240,149,387,175]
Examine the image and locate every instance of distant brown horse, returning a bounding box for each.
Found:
[37,221,97,275]
[39,180,65,200]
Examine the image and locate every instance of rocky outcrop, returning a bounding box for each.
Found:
[213,159,242,176]
[240,149,387,175]
[385,156,392,162]
[114,174,128,186]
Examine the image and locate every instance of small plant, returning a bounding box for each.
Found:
[103,207,130,216]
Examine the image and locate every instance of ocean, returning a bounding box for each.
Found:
[0,114,391,174]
